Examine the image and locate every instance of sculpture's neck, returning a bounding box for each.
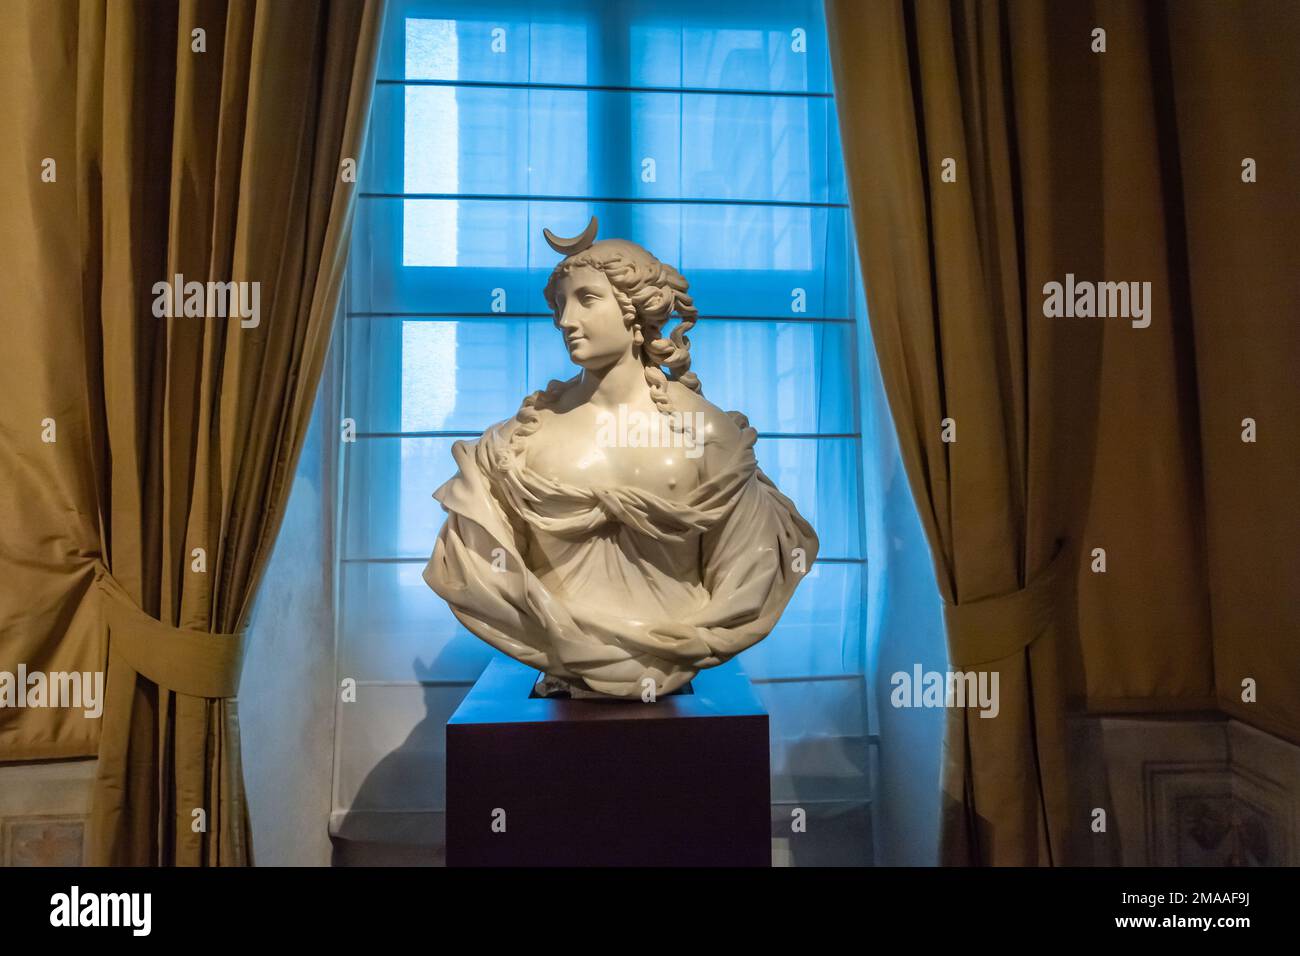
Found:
[575,348,648,411]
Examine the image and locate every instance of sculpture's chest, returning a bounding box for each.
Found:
[524,407,703,500]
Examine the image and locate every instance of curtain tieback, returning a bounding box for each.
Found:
[94,563,246,699]
[941,540,1071,668]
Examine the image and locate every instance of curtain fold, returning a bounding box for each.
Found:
[828,0,1089,865]
[829,0,1299,864]
[1164,2,1300,743]
[826,0,1221,865]
[0,0,384,865]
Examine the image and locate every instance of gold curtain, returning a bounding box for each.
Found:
[0,0,385,865]
[1164,2,1300,744]
[829,0,1300,865]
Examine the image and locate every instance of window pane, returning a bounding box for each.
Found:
[744,562,866,678]
[340,561,494,683]
[344,437,460,560]
[380,0,830,92]
[352,197,851,315]
[689,319,857,434]
[757,678,871,805]
[367,84,832,204]
[346,318,528,433]
[754,437,862,559]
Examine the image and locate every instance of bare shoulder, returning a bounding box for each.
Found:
[665,381,745,456]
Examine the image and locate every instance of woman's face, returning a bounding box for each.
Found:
[552,265,632,369]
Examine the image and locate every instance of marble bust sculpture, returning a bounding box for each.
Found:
[424,218,818,697]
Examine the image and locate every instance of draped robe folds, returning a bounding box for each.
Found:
[423,409,820,696]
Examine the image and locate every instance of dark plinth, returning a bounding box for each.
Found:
[446,655,770,867]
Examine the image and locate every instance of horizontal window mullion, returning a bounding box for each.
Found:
[341,555,866,564]
[349,678,477,688]
[759,432,859,440]
[749,673,866,684]
[342,557,430,564]
[769,796,875,807]
[350,430,860,439]
[345,310,855,325]
[375,77,833,99]
[358,191,847,209]
[355,431,481,439]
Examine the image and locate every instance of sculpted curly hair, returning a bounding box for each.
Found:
[505,239,703,458]
[545,238,700,405]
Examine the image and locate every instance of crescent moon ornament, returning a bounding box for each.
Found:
[543,216,598,256]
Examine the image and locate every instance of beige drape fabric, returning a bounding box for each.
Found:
[828,0,1102,866]
[1164,2,1300,744]
[0,3,107,762]
[0,0,384,865]
[829,0,1299,864]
